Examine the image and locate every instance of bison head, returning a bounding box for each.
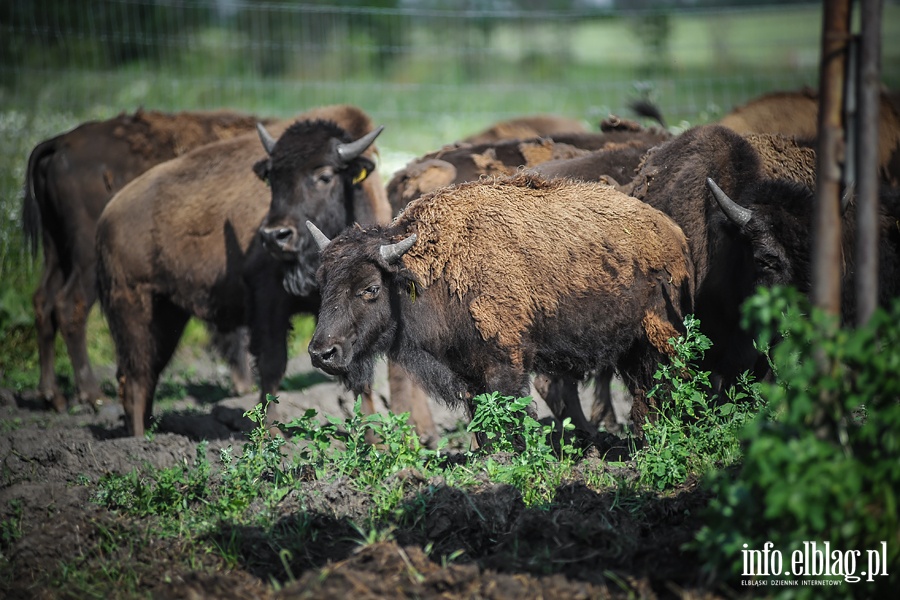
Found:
[707,177,814,292]
[253,120,383,296]
[305,220,417,390]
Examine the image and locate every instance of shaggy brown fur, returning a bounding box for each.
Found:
[397,174,693,367]
[460,114,587,144]
[717,88,819,136]
[309,173,695,445]
[470,140,591,178]
[744,133,817,189]
[118,109,276,160]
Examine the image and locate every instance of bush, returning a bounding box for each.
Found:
[695,287,900,596]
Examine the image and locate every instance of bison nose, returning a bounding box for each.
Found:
[260,226,297,253]
[309,342,343,371]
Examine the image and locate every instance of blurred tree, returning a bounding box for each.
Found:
[1,0,213,84]
[229,0,408,78]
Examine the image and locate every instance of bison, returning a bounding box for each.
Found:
[306,173,695,441]
[459,114,588,145]
[97,105,436,438]
[386,118,670,436]
[387,116,671,214]
[21,108,271,411]
[717,87,900,186]
[705,174,900,323]
[623,124,880,390]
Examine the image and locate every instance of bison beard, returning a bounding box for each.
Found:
[281,256,318,297]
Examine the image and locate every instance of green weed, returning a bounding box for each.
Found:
[466,392,581,506]
[636,316,764,490]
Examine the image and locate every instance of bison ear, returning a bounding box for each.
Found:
[348,156,376,186]
[252,158,271,184]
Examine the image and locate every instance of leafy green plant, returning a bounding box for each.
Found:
[636,316,764,490]
[467,392,581,506]
[216,396,296,517]
[96,442,211,517]
[695,287,900,596]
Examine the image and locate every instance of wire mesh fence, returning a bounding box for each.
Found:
[4,1,898,151]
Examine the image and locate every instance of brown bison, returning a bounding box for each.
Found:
[21,109,271,411]
[387,117,671,214]
[96,105,434,437]
[459,114,588,145]
[527,138,668,432]
[306,173,695,440]
[717,87,900,186]
[386,118,670,436]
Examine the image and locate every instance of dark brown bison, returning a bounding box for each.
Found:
[717,87,900,186]
[623,124,897,390]
[21,109,271,411]
[705,173,900,323]
[529,140,660,191]
[387,117,671,214]
[306,173,695,439]
[459,114,588,145]
[96,105,433,437]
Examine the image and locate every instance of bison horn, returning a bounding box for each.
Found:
[257,123,278,156]
[305,220,331,251]
[707,177,752,226]
[840,183,854,214]
[380,234,417,264]
[337,126,385,163]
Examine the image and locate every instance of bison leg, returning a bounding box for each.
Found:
[387,362,437,448]
[533,372,595,436]
[248,291,294,427]
[210,326,254,395]
[589,369,623,433]
[108,290,190,436]
[33,249,67,412]
[56,267,104,408]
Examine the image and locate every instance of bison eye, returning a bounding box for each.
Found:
[315,169,336,186]
[360,285,380,301]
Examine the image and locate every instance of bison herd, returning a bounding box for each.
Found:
[21,87,900,451]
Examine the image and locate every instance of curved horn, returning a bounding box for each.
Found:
[257,123,277,156]
[707,177,752,226]
[840,182,854,214]
[336,125,385,163]
[380,234,417,264]
[305,220,332,251]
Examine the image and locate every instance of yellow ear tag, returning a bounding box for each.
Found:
[352,168,368,185]
[408,281,416,303]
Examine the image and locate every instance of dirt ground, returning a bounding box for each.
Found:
[0,347,732,599]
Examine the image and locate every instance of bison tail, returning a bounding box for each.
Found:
[21,138,57,258]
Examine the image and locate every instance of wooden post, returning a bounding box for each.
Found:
[856,0,883,325]
[813,0,852,316]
